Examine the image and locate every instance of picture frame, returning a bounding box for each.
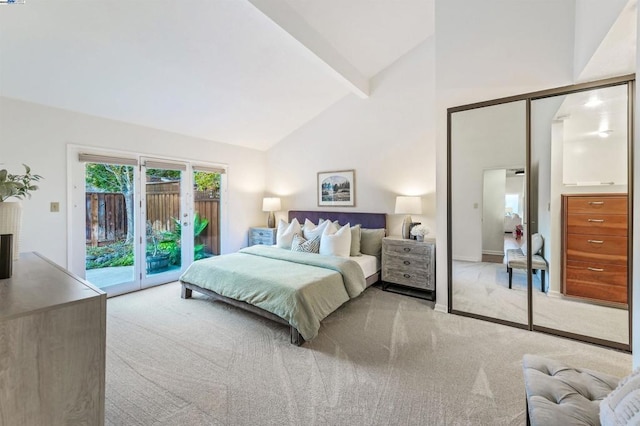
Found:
[317,169,355,207]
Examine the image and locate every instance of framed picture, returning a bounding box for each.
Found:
[317,169,355,207]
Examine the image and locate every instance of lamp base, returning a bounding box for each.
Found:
[267,212,276,228]
[401,215,412,239]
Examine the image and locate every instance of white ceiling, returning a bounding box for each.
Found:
[0,0,434,151]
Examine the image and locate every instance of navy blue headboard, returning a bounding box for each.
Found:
[288,210,386,229]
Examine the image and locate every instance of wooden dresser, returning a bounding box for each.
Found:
[381,236,435,300]
[0,253,106,425]
[562,194,628,305]
[249,227,277,246]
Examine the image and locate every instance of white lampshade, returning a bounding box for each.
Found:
[395,196,422,215]
[262,197,281,212]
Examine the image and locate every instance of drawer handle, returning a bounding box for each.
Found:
[587,239,604,244]
[403,274,411,278]
[587,267,604,272]
[258,232,264,236]
[587,219,604,223]
[403,247,411,252]
[403,260,410,265]
[588,201,605,205]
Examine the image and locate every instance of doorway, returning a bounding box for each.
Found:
[73,150,223,297]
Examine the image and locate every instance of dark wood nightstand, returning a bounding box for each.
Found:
[381,236,435,300]
[249,227,277,246]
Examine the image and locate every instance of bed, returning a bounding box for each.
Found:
[179,210,386,345]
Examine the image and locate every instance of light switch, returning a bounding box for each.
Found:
[50,202,60,213]
[473,203,478,209]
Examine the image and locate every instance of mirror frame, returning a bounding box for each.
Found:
[447,74,635,351]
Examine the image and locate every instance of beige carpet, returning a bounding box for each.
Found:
[105,282,632,425]
[452,260,629,344]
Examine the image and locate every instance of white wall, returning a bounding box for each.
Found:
[266,38,436,237]
[435,0,576,311]
[451,101,526,262]
[482,169,506,256]
[0,97,266,268]
[574,0,630,80]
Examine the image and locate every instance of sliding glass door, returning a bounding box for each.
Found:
[73,149,225,297]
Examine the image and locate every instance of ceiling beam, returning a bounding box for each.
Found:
[247,0,370,98]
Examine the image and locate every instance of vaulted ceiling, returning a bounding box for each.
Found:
[0,0,434,150]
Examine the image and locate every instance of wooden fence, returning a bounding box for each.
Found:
[86,192,128,247]
[86,185,220,256]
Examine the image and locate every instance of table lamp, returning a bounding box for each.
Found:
[262,197,281,228]
[395,196,422,239]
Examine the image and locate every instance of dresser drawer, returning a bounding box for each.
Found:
[566,196,627,214]
[565,260,627,288]
[566,234,627,265]
[565,281,627,304]
[566,213,627,236]
[383,252,427,270]
[382,239,432,257]
[382,267,431,290]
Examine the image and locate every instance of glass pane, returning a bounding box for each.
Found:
[450,100,528,325]
[193,170,221,261]
[84,163,135,289]
[530,84,629,346]
[145,167,182,275]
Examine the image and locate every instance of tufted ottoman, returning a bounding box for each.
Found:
[522,354,620,425]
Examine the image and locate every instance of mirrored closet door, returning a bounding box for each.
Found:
[448,76,633,350]
[449,100,528,327]
[530,82,631,349]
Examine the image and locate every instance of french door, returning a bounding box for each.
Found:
[74,150,222,297]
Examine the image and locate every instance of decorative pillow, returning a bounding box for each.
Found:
[317,219,361,256]
[291,233,320,254]
[319,222,351,258]
[276,218,301,249]
[360,228,385,257]
[521,233,543,256]
[600,368,640,426]
[303,218,330,241]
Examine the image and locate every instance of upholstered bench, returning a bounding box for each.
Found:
[506,248,548,292]
[522,354,640,426]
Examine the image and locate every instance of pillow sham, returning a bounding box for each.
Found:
[291,233,320,254]
[303,218,330,241]
[360,228,386,257]
[319,219,363,257]
[319,222,351,258]
[276,218,301,249]
[521,233,543,256]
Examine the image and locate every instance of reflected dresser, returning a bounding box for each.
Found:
[561,193,628,305]
[0,253,106,425]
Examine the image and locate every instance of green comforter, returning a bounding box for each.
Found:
[179,245,366,340]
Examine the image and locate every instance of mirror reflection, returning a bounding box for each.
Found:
[530,84,629,345]
[451,100,528,325]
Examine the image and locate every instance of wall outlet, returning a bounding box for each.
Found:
[50,202,60,213]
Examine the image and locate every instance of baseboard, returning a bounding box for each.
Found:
[453,255,482,262]
[482,250,504,256]
[434,303,448,313]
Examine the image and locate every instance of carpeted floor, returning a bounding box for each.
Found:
[452,260,629,344]
[105,282,632,425]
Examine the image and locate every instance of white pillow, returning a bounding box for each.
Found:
[276,218,301,249]
[320,222,351,258]
[303,218,330,241]
[521,233,543,255]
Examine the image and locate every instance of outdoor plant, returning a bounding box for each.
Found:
[0,164,42,202]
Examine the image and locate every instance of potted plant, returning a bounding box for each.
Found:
[0,164,42,260]
[145,221,170,273]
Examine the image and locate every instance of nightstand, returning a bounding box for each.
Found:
[249,227,276,246]
[381,236,435,300]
